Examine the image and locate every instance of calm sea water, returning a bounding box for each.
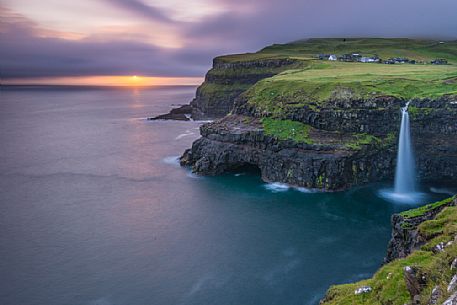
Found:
[0,86,449,305]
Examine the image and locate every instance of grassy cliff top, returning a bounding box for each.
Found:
[218,38,457,63]
[211,39,457,114]
[245,61,457,115]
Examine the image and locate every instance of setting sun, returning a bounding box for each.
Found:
[3,75,203,87]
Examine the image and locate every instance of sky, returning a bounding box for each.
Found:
[1,0,457,86]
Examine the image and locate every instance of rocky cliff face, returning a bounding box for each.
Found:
[182,95,457,191]
[385,196,457,263]
[181,38,457,190]
[190,56,300,119]
[181,114,396,190]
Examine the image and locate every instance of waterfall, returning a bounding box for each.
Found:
[394,102,416,194]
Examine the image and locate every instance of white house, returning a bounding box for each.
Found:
[328,54,337,61]
[360,57,378,63]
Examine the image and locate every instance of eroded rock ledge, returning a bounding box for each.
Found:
[181,95,457,191]
[180,114,395,191]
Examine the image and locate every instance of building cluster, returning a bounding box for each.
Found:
[431,58,448,65]
[317,53,449,65]
[317,53,381,63]
[383,57,416,64]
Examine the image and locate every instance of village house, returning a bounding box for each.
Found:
[431,58,448,65]
[317,54,330,60]
[383,57,415,64]
[360,56,380,63]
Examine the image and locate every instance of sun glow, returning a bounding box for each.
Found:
[3,76,203,87]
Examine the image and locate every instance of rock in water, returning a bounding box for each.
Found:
[148,104,192,121]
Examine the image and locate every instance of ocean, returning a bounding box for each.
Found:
[0,85,448,305]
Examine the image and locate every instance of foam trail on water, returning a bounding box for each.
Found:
[162,156,180,166]
[264,182,290,192]
[175,130,194,140]
[294,187,316,193]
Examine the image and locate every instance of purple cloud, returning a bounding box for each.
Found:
[1,0,457,79]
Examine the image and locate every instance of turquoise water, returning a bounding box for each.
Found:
[0,86,450,305]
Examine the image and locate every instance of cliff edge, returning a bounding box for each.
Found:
[320,196,457,305]
[181,38,457,191]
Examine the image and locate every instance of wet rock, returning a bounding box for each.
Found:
[434,242,447,254]
[149,104,192,121]
[448,275,457,293]
[451,258,457,271]
[182,115,398,191]
[404,266,426,298]
[443,292,457,305]
[354,286,372,295]
[429,286,442,305]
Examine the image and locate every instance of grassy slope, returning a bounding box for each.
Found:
[220,38,457,64]
[245,61,457,115]
[321,196,457,305]
[208,38,457,140]
[213,38,457,111]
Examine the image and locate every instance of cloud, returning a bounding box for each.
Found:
[0,7,215,78]
[104,0,173,23]
[1,0,457,80]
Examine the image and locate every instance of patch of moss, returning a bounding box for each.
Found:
[262,118,313,144]
[345,133,381,150]
[399,197,454,218]
[408,106,434,118]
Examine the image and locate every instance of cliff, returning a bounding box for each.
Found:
[181,38,457,191]
[190,55,301,119]
[320,196,457,305]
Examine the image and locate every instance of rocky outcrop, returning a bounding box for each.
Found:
[385,197,456,262]
[320,196,457,305]
[190,57,300,119]
[182,95,457,191]
[404,266,427,302]
[148,104,192,121]
[181,114,395,190]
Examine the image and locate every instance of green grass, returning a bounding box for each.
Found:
[218,38,457,64]
[262,118,313,144]
[407,106,434,118]
[399,196,455,218]
[200,38,457,113]
[345,133,381,150]
[321,199,457,305]
[245,61,457,114]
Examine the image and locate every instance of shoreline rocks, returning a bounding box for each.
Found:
[148,104,192,121]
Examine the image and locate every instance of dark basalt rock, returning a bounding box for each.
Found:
[181,115,396,191]
[148,104,192,121]
[404,265,427,301]
[190,58,300,119]
[182,95,457,191]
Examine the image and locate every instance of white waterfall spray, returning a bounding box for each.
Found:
[394,102,416,194]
